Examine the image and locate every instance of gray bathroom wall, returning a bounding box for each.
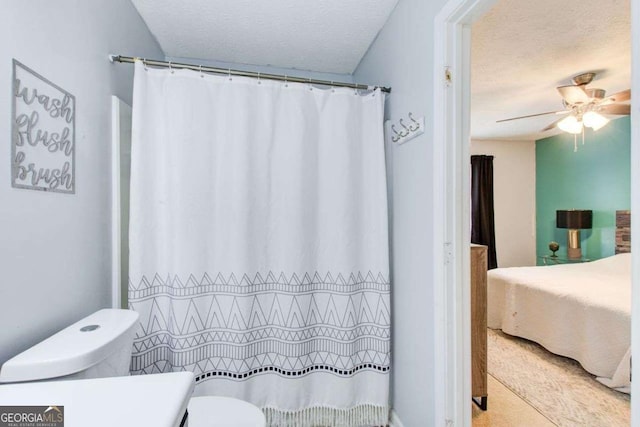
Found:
[354,0,449,425]
[0,0,163,364]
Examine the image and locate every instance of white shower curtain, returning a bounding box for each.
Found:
[128,62,390,426]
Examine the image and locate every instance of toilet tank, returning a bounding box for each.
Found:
[0,309,140,383]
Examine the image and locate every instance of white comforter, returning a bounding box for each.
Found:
[488,253,631,392]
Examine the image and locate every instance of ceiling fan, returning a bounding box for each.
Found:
[497,72,631,134]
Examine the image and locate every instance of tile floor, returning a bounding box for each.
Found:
[472,375,555,427]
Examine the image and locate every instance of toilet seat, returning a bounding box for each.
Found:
[188,396,266,427]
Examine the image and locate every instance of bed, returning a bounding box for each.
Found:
[487,211,632,393]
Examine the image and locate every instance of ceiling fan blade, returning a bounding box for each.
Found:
[605,89,631,103]
[599,104,631,115]
[496,110,568,123]
[557,85,589,104]
[542,116,566,132]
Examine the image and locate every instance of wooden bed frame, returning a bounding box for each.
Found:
[616,210,631,254]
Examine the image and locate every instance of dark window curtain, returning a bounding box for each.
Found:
[471,155,498,269]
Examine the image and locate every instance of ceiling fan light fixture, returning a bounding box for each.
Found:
[583,111,610,131]
[558,115,584,134]
[497,72,630,136]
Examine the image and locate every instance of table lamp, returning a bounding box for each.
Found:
[556,210,592,259]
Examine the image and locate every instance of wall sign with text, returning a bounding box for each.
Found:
[12,59,75,194]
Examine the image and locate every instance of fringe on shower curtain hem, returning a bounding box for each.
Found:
[262,404,390,427]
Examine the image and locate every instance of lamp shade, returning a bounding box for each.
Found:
[583,111,610,131]
[557,115,584,134]
[556,210,593,229]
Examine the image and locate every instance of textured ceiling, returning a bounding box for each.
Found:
[130,0,398,74]
[471,0,631,140]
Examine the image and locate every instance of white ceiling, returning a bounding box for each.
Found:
[471,0,631,141]
[130,0,398,75]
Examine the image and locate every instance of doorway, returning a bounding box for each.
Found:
[432,0,639,426]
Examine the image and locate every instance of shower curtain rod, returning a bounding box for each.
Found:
[109,55,391,93]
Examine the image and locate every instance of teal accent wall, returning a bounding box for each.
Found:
[536,116,630,263]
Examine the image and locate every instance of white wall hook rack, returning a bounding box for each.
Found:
[386,112,425,145]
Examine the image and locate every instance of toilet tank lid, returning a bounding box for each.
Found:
[0,309,140,383]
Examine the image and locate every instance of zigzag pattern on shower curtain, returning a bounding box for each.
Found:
[129,271,390,381]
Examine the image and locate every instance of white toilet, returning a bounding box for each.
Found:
[0,309,265,427]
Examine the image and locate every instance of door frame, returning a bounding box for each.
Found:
[432,0,639,425]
